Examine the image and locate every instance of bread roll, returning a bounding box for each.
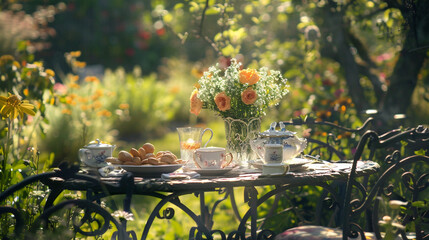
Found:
[142,143,155,153]
[138,147,146,158]
[129,148,141,158]
[118,150,133,162]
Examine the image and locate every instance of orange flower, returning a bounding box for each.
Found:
[214,92,231,112]
[84,76,100,83]
[74,61,86,68]
[97,109,112,117]
[61,109,72,115]
[241,87,257,105]
[119,103,129,110]
[239,69,260,85]
[190,89,203,115]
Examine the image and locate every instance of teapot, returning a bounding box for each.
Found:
[250,122,307,163]
[79,139,116,168]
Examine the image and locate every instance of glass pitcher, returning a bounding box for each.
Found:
[177,127,213,169]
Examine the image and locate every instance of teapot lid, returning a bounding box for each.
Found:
[84,139,114,148]
[259,122,295,137]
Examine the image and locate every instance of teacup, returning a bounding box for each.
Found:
[262,163,290,175]
[193,147,233,169]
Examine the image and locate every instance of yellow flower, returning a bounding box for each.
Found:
[239,69,260,85]
[214,92,231,112]
[0,93,36,120]
[70,51,81,57]
[241,87,258,105]
[0,55,14,67]
[45,69,55,77]
[190,89,203,116]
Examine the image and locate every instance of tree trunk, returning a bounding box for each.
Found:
[317,3,370,113]
[379,0,429,129]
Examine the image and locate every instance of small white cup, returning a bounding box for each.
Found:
[193,147,233,169]
[263,144,283,164]
[262,163,289,175]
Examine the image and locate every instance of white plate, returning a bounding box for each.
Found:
[190,168,233,176]
[116,164,183,177]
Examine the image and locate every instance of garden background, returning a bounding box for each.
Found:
[1,0,428,239]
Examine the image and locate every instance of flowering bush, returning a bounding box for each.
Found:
[190,58,289,120]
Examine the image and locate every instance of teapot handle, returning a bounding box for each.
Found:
[79,148,92,162]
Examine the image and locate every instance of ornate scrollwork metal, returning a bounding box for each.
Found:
[0,164,130,239]
[282,116,374,161]
[156,207,175,219]
[343,125,429,240]
[32,199,126,238]
[256,229,276,239]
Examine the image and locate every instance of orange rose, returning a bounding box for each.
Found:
[190,89,203,115]
[239,69,260,85]
[241,87,257,105]
[214,92,231,112]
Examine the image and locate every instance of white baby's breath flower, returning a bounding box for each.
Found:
[382,216,392,222]
[389,200,408,209]
[112,210,134,221]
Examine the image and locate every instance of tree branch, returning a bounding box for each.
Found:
[198,0,210,37]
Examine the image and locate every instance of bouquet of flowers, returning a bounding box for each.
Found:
[190,58,289,119]
[188,58,289,164]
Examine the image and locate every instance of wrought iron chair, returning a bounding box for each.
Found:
[277,117,373,214]
[274,125,429,240]
[281,116,374,161]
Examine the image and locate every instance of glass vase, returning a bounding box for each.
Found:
[223,117,261,166]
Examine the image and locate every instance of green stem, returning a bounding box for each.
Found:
[1,118,12,192]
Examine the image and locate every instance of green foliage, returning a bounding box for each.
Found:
[38,58,192,164]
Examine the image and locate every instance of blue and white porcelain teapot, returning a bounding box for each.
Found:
[250,122,307,162]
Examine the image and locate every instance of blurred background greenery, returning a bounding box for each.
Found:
[1,0,428,238]
[1,0,428,165]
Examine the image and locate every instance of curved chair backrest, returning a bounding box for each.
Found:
[282,117,374,161]
[342,125,429,240]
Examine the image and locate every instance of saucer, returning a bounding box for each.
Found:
[190,168,232,176]
[262,163,289,176]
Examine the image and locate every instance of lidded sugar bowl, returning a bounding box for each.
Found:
[79,139,116,168]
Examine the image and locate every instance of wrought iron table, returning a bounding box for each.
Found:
[55,160,379,240]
